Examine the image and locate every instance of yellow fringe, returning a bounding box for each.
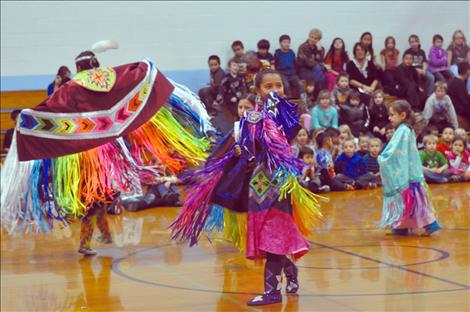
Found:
[151,106,210,166]
[53,154,86,216]
[279,174,325,236]
[222,210,247,252]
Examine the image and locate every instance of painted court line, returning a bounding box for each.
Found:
[111,242,470,297]
[308,240,470,290]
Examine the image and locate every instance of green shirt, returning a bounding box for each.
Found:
[420,150,447,168]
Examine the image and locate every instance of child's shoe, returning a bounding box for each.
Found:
[97,235,112,244]
[247,258,283,306]
[247,293,282,306]
[390,228,408,236]
[423,221,441,236]
[318,185,331,193]
[78,248,97,256]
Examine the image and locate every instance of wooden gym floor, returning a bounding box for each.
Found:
[1,183,469,311]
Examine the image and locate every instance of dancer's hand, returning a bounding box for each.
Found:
[234,145,242,157]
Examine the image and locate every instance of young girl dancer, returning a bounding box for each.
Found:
[171,69,323,306]
[378,100,440,236]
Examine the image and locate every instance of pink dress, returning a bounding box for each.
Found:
[445,150,470,175]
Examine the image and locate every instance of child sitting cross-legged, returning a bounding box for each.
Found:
[298,146,330,193]
[445,136,470,182]
[420,134,449,184]
[334,138,378,189]
[363,137,383,186]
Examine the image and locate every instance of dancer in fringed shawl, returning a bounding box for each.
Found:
[378,100,441,236]
[171,69,324,306]
[1,42,213,256]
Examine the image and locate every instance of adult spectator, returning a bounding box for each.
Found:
[297,28,326,97]
[346,42,380,104]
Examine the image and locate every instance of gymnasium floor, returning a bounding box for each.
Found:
[1,183,469,311]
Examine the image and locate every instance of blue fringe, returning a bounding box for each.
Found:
[23,160,49,234]
[204,204,224,232]
[167,94,204,136]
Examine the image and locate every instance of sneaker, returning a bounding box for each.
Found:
[247,293,282,306]
[97,235,112,244]
[318,185,330,193]
[391,228,408,236]
[78,248,97,256]
[423,221,441,236]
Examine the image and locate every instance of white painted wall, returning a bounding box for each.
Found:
[1,1,469,85]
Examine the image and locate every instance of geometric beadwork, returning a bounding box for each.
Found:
[249,170,271,199]
[18,66,154,138]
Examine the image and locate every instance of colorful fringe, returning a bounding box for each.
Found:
[168,79,215,135]
[278,172,324,236]
[171,94,325,250]
[170,153,232,245]
[127,105,210,174]
[2,106,210,234]
[380,181,435,228]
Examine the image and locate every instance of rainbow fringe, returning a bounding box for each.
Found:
[1,104,210,234]
[171,95,325,250]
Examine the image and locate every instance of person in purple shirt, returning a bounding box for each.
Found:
[428,34,453,82]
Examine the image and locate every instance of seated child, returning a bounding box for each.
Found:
[437,127,455,155]
[454,128,468,145]
[257,39,275,67]
[383,123,395,151]
[330,73,352,109]
[445,137,470,182]
[334,139,378,189]
[358,135,370,157]
[422,81,459,132]
[418,125,439,150]
[311,90,338,130]
[299,146,330,193]
[216,59,246,118]
[363,137,383,185]
[122,177,181,212]
[325,127,341,160]
[274,34,308,110]
[315,132,351,191]
[291,127,315,158]
[420,134,449,184]
[339,91,370,137]
[368,90,389,140]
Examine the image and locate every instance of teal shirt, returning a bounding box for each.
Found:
[311,105,338,130]
[378,123,424,196]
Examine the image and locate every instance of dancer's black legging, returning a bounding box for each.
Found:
[265,252,297,279]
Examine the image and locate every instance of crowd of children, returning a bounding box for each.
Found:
[199,29,469,137]
[197,29,469,194]
[289,123,469,196]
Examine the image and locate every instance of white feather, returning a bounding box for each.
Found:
[91,40,119,53]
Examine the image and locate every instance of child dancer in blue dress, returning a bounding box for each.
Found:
[378,100,440,236]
